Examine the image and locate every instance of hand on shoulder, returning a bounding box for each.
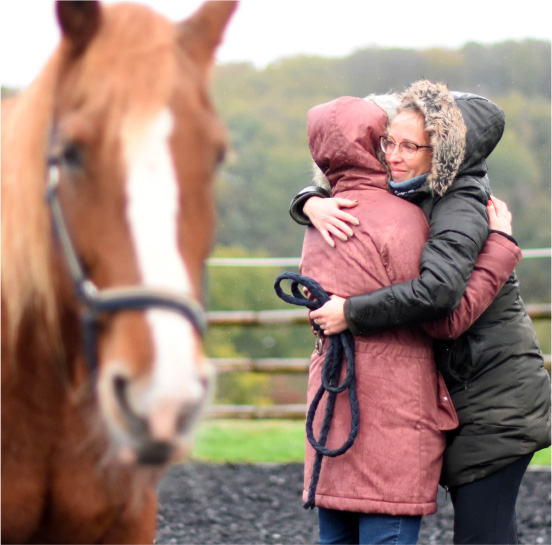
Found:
[304,196,360,247]
[488,196,512,236]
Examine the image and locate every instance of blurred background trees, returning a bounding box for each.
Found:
[206,39,551,404]
[211,39,550,275]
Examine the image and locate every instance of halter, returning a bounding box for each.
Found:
[45,162,208,376]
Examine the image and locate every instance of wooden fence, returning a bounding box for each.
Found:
[204,252,551,419]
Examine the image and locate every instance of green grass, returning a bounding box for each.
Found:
[531,446,551,466]
[190,419,551,466]
[191,419,305,463]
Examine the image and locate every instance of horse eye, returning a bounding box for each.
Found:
[61,143,84,169]
[215,147,226,167]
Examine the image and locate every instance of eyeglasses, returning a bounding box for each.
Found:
[380,136,432,159]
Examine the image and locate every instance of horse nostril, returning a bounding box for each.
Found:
[112,374,148,436]
[175,406,195,435]
[113,375,132,415]
[113,375,127,403]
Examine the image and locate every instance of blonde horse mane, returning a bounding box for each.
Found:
[2,53,61,350]
[1,4,186,353]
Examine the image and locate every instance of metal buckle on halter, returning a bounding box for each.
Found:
[315,329,324,355]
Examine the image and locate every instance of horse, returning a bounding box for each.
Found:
[1,1,236,542]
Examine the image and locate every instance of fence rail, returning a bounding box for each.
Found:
[212,357,310,373]
[207,305,551,326]
[207,248,552,267]
[205,305,551,420]
[205,403,308,419]
[205,253,551,419]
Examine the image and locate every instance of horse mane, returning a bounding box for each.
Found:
[2,51,62,353]
[1,4,190,354]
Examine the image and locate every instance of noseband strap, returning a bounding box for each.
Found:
[45,163,207,376]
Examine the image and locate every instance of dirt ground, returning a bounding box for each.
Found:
[155,463,550,545]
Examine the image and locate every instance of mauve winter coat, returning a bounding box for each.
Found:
[300,96,458,516]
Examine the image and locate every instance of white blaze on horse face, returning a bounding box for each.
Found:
[123,108,204,433]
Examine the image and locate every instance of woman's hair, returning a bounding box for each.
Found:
[364,93,399,124]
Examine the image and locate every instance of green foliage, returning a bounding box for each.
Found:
[210,40,551,262]
[532,320,551,354]
[205,246,314,362]
[459,40,551,99]
[1,86,19,99]
[214,372,273,406]
[206,247,285,312]
[485,92,551,304]
[205,247,314,405]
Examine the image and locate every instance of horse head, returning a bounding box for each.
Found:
[45,0,235,465]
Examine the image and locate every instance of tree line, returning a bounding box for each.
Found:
[210,39,551,302]
[204,40,550,403]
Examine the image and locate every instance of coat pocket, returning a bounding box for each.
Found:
[434,336,474,387]
[436,372,459,431]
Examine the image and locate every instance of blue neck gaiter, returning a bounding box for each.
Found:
[388,173,429,198]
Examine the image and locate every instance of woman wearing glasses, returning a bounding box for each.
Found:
[291,81,550,544]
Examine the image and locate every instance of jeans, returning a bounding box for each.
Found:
[318,508,422,545]
[450,453,533,544]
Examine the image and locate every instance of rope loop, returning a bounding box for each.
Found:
[274,272,360,509]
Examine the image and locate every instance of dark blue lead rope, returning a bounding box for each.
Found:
[274,272,359,509]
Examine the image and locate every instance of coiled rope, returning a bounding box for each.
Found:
[274,272,360,509]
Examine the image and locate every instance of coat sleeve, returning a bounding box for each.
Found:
[344,180,490,335]
[420,232,521,339]
[289,185,331,225]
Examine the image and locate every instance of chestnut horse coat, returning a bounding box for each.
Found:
[300,97,458,515]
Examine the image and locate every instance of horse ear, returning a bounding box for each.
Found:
[177,1,237,77]
[56,0,102,55]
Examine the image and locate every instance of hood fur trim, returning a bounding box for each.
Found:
[399,80,466,197]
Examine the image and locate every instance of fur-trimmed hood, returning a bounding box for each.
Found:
[399,80,505,196]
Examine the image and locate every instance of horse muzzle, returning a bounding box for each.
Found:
[107,364,212,466]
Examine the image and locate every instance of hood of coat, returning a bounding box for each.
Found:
[307,96,389,192]
[399,80,505,196]
[453,91,506,174]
